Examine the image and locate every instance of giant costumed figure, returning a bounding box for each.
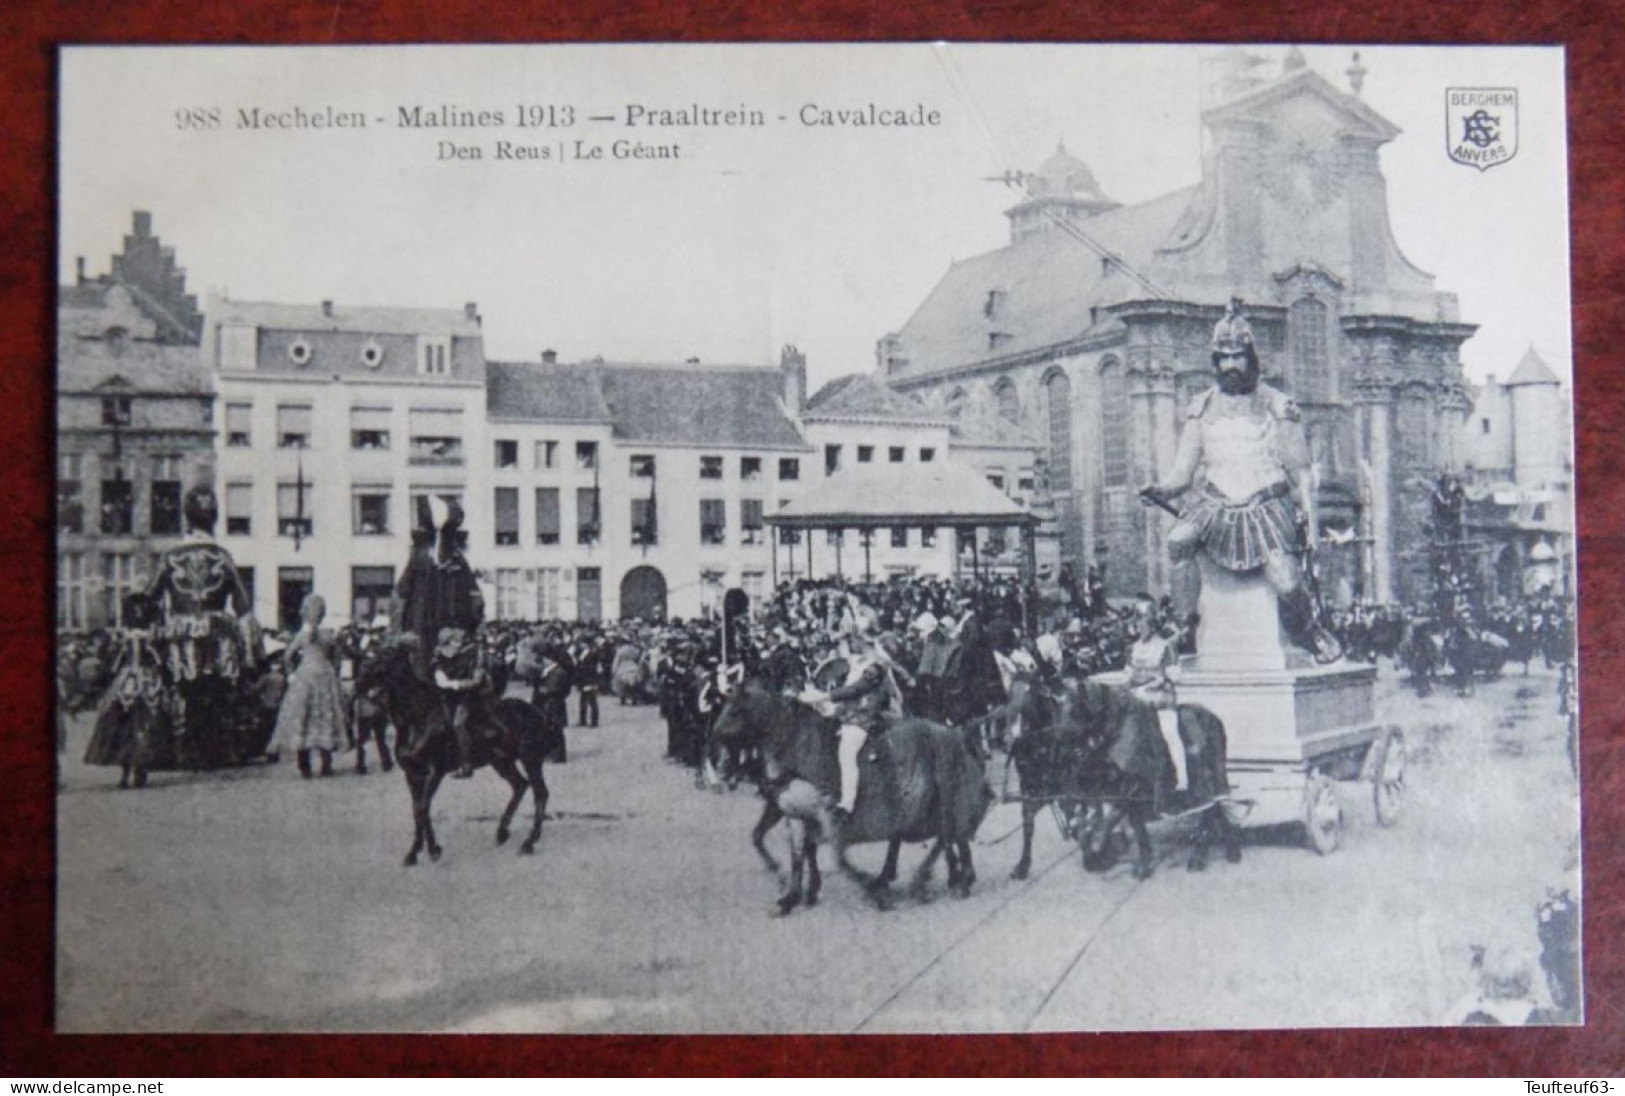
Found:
[1140,300,1342,664]
[144,485,261,766]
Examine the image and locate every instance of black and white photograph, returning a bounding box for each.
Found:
[53,43,1580,1033]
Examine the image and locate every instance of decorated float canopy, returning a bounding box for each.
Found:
[766,460,1038,531]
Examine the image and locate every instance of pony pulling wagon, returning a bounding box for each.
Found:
[1116,659,1406,856]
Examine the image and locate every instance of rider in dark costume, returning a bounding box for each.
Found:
[394,496,485,777]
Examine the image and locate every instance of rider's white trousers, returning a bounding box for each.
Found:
[837,723,867,812]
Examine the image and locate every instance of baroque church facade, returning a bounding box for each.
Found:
[879,52,1477,606]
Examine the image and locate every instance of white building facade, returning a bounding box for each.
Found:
[205,296,491,629]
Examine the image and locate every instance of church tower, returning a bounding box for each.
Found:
[1003,142,1121,244]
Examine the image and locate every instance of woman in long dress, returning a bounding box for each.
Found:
[272,594,351,777]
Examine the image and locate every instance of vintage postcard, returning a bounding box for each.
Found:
[54,43,1578,1033]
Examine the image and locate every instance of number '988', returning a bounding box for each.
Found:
[175,108,222,130]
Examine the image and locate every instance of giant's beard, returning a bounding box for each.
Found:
[1216,361,1260,395]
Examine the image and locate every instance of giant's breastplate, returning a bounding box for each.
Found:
[159,543,238,614]
[1200,402,1288,502]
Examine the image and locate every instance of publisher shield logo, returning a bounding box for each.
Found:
[1447,88,1518,172]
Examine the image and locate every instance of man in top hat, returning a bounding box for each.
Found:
[1139,299,1342,663]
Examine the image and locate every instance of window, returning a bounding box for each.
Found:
[577,487,600,545]
[920,447,936,463]
[1482,418,1492,435]
[226,483,253,536]
[408,408,465,465]
[826,529,844,547]
[575,441,598,471]
[58,453,83,535]
[741,498,765,546]
[351,489,391,536]
[889,446,905,463]
[494,569,523,620]
[536,440,558,469]
[146,456,181,536]
[535,568,562,619]
[101,552,138,627]
[1289,297,1332,403]
[778,457,800,481]
[1101,359,1129,489]
[700,570,727,618]
[535,487,561,545]
[277,481,314,538]
[225,403,252,447]
[825,445,842,475]
[741,571,765,611]
[995,378,1021,422]
[494,487,520,546]
[350,406,391,450]
[1019,473,1036,493]
[276,404,313,449]
[891,527,909,548]
[351,566,395,626]
[630,454,655,479]
[700,455,724,480]
[857,445,874,463]
[99,460,133,535]
[700,499,727,545]
[58,551,87,629]
[494,440,519,470]
[419,337,451,376]
[631,497,658,545]
[921,527,938,548]
[987,473,1006,492]
[741,456,762,482]
[1045,368,1078,559]
[101,395,132,428]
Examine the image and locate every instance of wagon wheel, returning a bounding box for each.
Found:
[1372,727,1406,828]
[1303,772,1343,856]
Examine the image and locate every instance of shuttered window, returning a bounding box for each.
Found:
[535,487,561,545]
[494,487,520,546]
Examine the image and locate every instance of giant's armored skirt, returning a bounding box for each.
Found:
[1180,483,1304,572]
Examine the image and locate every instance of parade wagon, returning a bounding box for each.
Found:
[1171,659,1406,854]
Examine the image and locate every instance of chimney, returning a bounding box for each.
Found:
[541,349,557,364]
[75,257,85,283]
[320,299,334,318]
[780,344,807,412]
[132,210,152,238]
[464,301,479,323]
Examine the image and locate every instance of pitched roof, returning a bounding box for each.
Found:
[805,373,945,423]
[206,297,483,338]
[1506,347,1560,387]
[769,461,1035,528]
[486,361,614,423]
[57,333,212,396]
[595,363,808,449]
[888,185,1197,375]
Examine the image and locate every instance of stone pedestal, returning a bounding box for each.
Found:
[1173,659,1380,827]
[1194,556,1291,671]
